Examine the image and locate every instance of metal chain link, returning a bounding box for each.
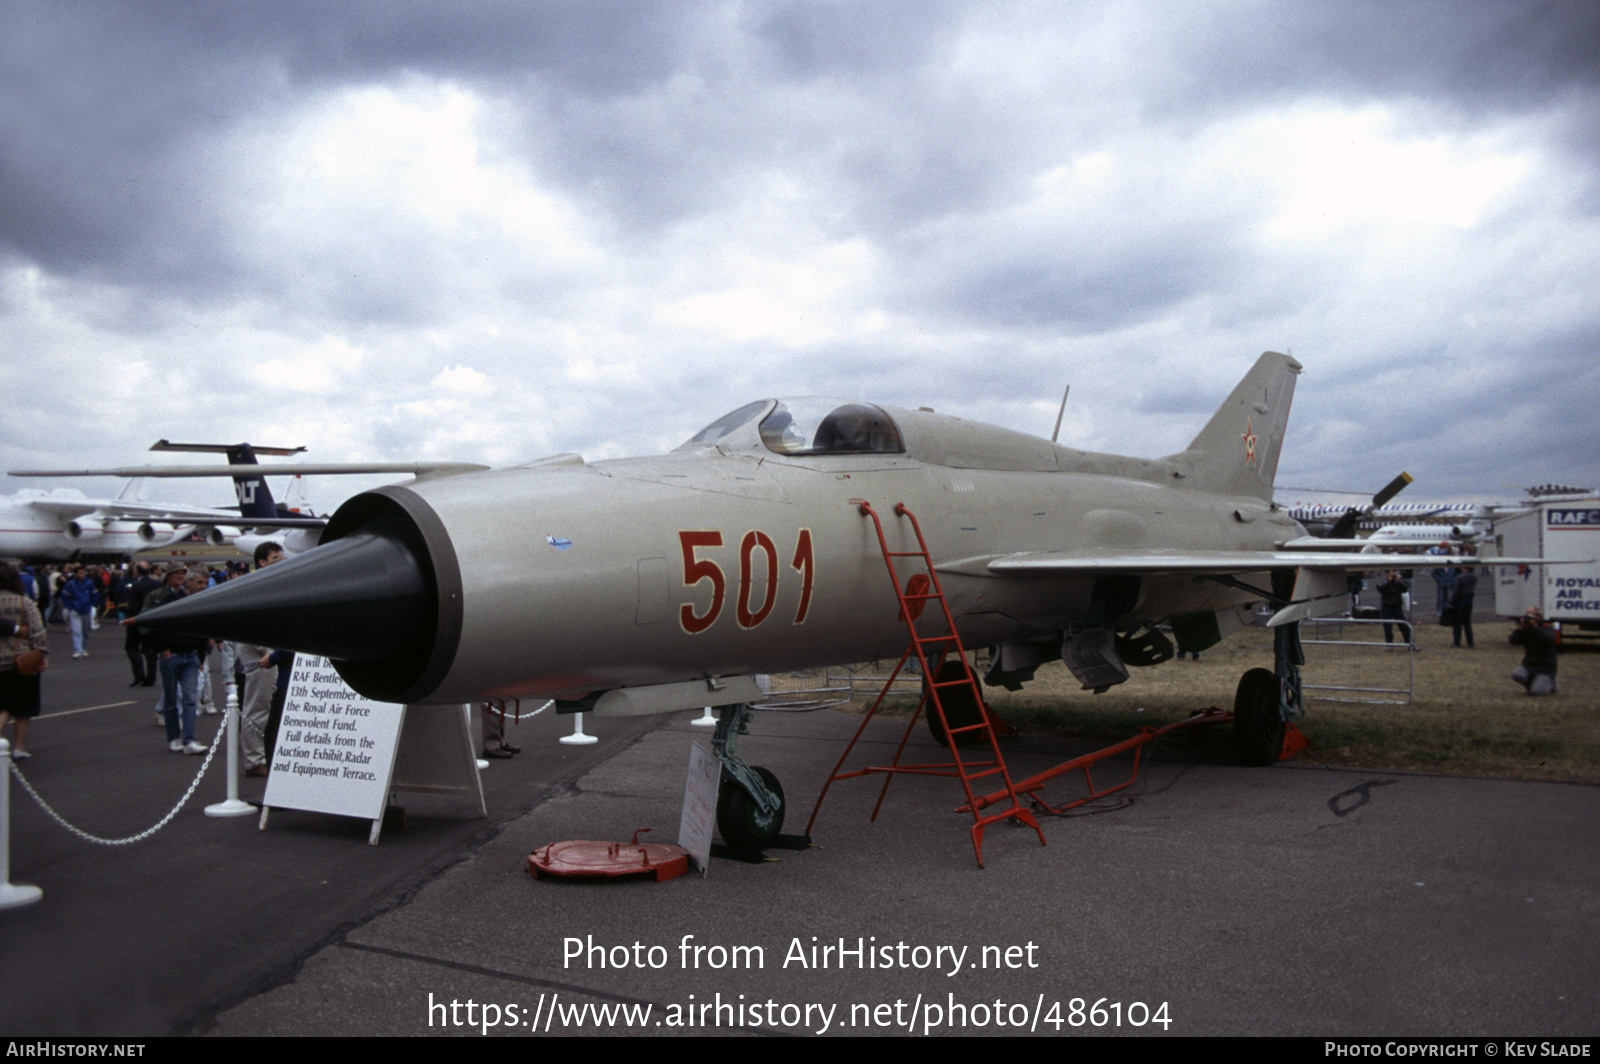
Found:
[9,714,232,846]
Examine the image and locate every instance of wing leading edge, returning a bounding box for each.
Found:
[23,497,323,526]
[976,548,1586,629]
[982,549,1554,576]
[8,462,489,479]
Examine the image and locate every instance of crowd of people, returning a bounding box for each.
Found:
[0,546,297,766]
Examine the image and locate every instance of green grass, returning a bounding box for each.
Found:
[828,619,1600,782]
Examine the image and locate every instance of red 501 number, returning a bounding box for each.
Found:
[679,528,813,635]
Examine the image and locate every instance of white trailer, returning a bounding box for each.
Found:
[1494,499,1600,635]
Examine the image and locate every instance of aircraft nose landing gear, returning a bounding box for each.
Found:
[711,704,786,851]
[717,765,786,851]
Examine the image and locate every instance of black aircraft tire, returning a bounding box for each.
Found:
[926,660,984,746]
[717,766,785,851]
[1234,667,1285,766]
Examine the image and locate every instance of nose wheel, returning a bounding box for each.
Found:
[711,703,787,852]
[717,765,786,851]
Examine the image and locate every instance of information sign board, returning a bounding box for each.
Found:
[261,655,404,824]
[678,742,720,875]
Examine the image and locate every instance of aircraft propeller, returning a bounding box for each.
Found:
[1323,471,1414,539]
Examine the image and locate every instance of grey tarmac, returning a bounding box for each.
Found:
[4,633,1595,1036]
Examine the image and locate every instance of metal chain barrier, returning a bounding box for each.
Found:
[9,714,232,846]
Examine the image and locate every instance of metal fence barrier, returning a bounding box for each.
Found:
[1300,615,1416,705]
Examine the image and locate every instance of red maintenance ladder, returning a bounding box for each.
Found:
[805,501,1045,868]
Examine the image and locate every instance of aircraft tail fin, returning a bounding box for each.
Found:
[1163,351,1301,501]
[280,474,315,517]
[220,448,282,521]
[150,440,305,457]
[114,477,151,503]
[148,440,303,521]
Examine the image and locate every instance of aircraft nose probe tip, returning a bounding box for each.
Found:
[135,517,429,662]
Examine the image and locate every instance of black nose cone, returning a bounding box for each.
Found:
[137,516,426,662]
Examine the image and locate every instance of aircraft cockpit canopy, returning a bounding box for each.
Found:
[682,400,772,447]
[682,398,905,457]
[758,400,903,456]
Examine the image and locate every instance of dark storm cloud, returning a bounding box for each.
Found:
[0,1,715,291]
[1184,1,1600,112]
[1,0,1597,502]
[898,220,1236,332]
[5,0,1593,312]
[1278,318,1600,495]
[752,0,963,76]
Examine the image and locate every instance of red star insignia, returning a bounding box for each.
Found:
[1242,419,1258,468]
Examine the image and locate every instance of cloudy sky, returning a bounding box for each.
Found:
[2,0,1597,514]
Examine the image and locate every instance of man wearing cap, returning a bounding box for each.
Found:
[1509,608,1559,696]
[142,563,208,753]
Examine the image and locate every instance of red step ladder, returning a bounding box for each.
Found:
[805,501,1045,868]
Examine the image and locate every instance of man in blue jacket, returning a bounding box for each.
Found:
[60,566,98,658]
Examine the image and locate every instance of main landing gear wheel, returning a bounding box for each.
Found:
[925,660,984,746]
[717,766,785,851]
[1233,667,1285,766]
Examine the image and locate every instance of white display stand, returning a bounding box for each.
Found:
[560,711,597,745]
[678,742,720,876]
[391,704,488,819]
[258,656,485,844]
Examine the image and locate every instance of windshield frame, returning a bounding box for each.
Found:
[757,399,904,457]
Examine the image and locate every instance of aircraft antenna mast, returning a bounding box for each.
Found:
[1051,385,1070,442]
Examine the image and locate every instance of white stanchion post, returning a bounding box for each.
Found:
[691,706,717,728]
[473,703,490,769]
[559,712,598,745]
[205,702,254,818]
[0,739,43,910]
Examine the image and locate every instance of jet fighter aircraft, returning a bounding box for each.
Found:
[123,352,1552,848]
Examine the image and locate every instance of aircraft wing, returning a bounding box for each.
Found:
[981,549,1557,575]
[8,462,489,478]
[979,547,1589,630]
[23,497,324,527]
[1277,536,1391,551]
[19,499,100,519]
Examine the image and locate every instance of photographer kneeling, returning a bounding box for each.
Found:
[1509,608,1559,696]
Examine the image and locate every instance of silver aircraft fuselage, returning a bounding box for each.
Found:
[366,401,1296,704]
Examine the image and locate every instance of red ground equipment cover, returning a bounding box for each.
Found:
[528,829,690,882]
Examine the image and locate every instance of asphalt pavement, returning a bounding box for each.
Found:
[1,626,655,1035]
[3,621,1596,1037]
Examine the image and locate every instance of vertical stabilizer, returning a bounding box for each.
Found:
[281,474,315,517]
[222,444,280,520]
[1163,352,1301,500]
[149,439,304,521]
[115,477,151,503]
